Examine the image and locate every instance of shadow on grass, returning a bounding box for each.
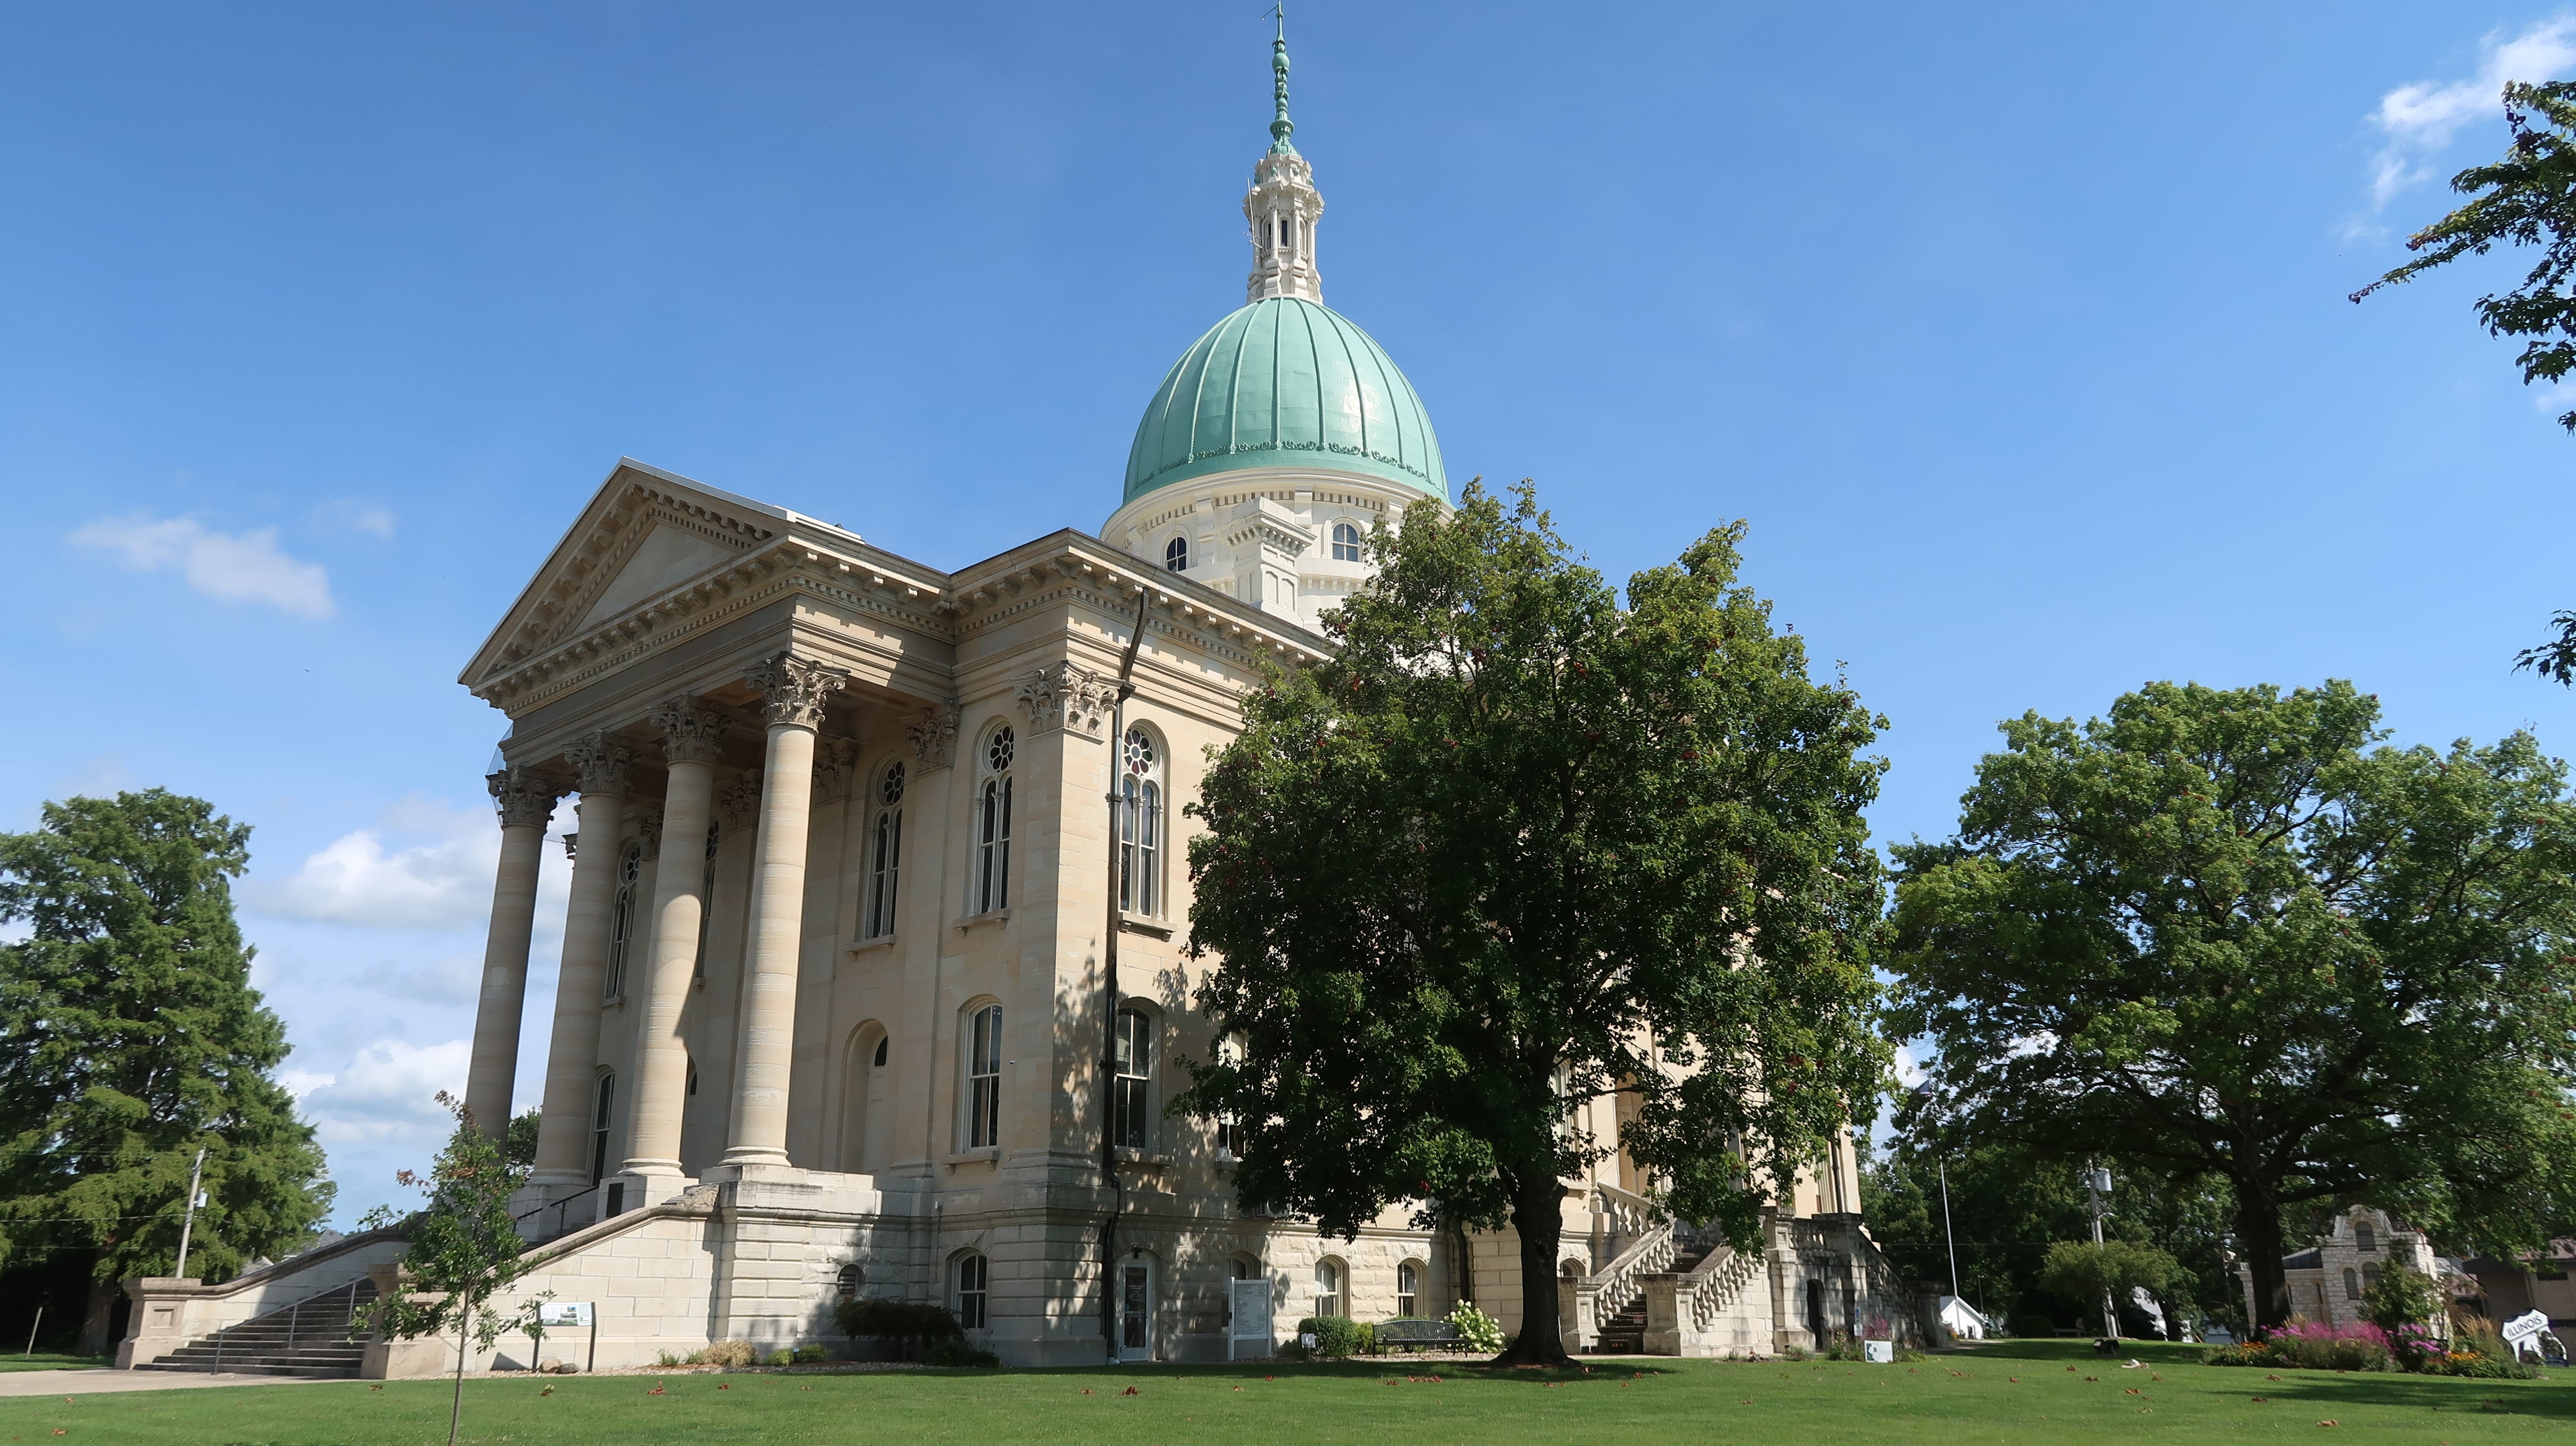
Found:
[982,1359,1680,1388]
[1952,1334,2573,1420]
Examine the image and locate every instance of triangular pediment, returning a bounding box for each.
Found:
[460,459,798,694]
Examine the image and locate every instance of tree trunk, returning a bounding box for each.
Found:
[77,1268,116,1358]
[1492,1172,1571,1366]
[2236,1182,2291,1335]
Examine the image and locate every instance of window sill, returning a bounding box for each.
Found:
[601,994,628,1009]
[954,909,1010,933]
[1113,1148,1174,1169]
[847,935,898,955]
[1117,916,1172,940]
[944,1149,1000,1171]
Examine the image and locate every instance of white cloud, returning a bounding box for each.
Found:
[1892,1043,1927,1090]
[314,498,397,539]
[70,512,336,619]
[247,795,544,931]
[2368,16,2576,208]
[297,1037,469,1147]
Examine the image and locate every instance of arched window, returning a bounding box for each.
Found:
[1214,1034,1246,1159]
[863,762,904,939]
[1397,1261,1420,1317]
[1313,1259,1344,1320]
[965,1004,1003,1149]
[2343,1267,2361,1301]
[843,1025,891,1173]
[955,1252,990,1329]
[2354,1220,2376,1253]
[589,1073,615,1184]
[1331,521,1363,562]
[974,728,1014,914]
[1113,1008,1152,1151]
[1232,1255,1263,1280]
[692,820,720,982]
[1119,727,1162,916]
[1165,535,1189,572]
[2362,1262,2381,1295]
[604,842,642,999]
[836,1263,863,1301]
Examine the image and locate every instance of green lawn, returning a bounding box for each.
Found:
[2,1339,2564,1444]
[0,1354,106,1374]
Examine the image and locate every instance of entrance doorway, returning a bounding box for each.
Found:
[1118,1261,1154,1362]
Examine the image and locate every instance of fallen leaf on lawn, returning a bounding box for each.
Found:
[2318,1421,2338,1428]
[1232,1387,1243,1392]
[648,1387,666,1396]
[539,1386,555,1397]
[2267,1374,2281,1381]
[2253,1397,2267,1403]
[1121,1386,1138,1396]
[368,1385,383,1391]
[1739,1399,1752,1406]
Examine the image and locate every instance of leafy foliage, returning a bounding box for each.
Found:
[1446,1301,1505,1352]
[831,1298,963,1360]
[1176,483,1889,1362]
[1889,681,2576,1330]
[2037,1239,2182,1317]
[362,1093,536,1355]
[0,791,331,1300]
[504,1109,540,1171]
[2356,80,2576,432]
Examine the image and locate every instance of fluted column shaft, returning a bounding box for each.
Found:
[723,653,848,1170]
[529,734,633,1188]
[464,765,562,1139]
[620,699,729,1184]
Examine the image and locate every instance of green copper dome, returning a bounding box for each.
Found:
[1122,296,1448,506]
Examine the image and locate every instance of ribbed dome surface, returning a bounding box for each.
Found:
[1122,297,1447,506]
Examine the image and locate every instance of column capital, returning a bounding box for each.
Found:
[634,810,664,862]
[1015,660,1117,737]
[651,696,731,766]
[719,769,765,827]
[747,651,850,730]
[906,699,961,769]
[487,764,565,830]
[565,730,636,796]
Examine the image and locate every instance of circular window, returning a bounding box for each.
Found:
[879,761,906,807]
[986,727,1015,775]
[1123,727,1157,776]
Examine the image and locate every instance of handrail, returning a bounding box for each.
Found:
[514,1182,600,1241]
[1583,1214,1676,1321]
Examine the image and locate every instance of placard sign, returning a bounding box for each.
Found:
[2502,1309,2549,1350]
[539,1301,594,1329]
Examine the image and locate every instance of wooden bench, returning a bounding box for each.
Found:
[1373,1318,1462,1349]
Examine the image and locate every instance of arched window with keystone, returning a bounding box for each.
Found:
[1119,725,1163,916]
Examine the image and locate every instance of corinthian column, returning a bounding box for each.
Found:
[720,651,849,1170]
[464,763,564,1139]
[529,731,634,1190]
[620,697,729,1189]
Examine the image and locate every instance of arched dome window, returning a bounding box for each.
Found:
[604,842,642,999]
[1165,535,1190,572]
[1331,521,1363,562]
[1119,727,1163,916]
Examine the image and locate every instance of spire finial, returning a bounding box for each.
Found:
[1267,5,1296,156]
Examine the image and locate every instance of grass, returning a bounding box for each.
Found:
[0,1338,2563,1444]
[0,1353,106,1374]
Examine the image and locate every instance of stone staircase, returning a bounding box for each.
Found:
[1594,1234,1716,1354]
[135,1278,379,1378]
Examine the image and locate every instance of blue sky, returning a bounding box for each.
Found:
[4,2,2573,1225]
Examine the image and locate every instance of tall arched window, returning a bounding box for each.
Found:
[1397,1261,1420,1317]
[2354,1220,2376,1253]
[956,1252,990,1329]
[1112,1008,1152,1151]
[1119,727,1162,916]
[1313,1259,1343,1319]
[975,727,1014,914]
[965,1004,1003,1149]
[589,1073,615,1184]
[2343,1267,2362,1301]
[692,821,720,982]
[1331,521,1363,562]
[864,762,904,939]
[604,842,641,999]
[1164,535,1189,571]
[836,1263,863,1302]
[1214,1034,1245,1159]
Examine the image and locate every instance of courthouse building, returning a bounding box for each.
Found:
[119,35,1905,1374]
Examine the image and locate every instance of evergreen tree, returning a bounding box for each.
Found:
[1176,483,1889,1365]
[0,790,331,1352]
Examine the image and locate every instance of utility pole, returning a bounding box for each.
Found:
[174,1147,209,1278]
[2086,1163,2116,1345]
[1938,1157,1961,1302]
[1098,586,1151,1363]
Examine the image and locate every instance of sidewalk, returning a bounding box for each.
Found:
[0,1369,341,1398]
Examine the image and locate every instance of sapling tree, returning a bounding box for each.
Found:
[1176,482,1890,1365]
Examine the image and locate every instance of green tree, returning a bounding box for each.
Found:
[2038,1238,2183,1338]
[2352,80,2576,682]
[2362,1262,2444,1365]
[0,790,330,1353]
[504,1109,540,1171]
[1175,483,1890,1365]
[363,1093,537,1446]
[1889,681,2576,1333]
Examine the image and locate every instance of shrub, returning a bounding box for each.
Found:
[2420,1317,2543,1379]
[2361,1265,2443,1366]
[2202,1340,2272,1367]
[1447,1302,1505,1353]
[1293,1315,1367,1358]
[926,1341,1000,1368]
[792,1343,828,1365]
[765,1349,796,1367]
[701,1339,758,1368]
[834,1299,966,1361]
[2008,1314,2055,1340]
[2262,1321,2395,1373]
